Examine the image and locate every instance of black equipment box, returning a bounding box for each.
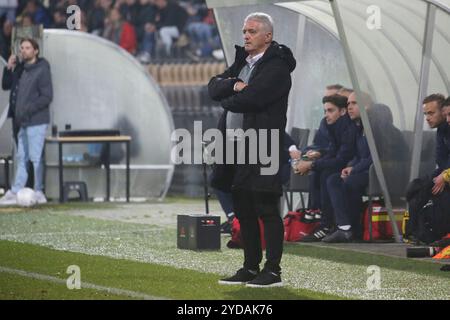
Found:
[177,214,221,250]
[177,142,221,251]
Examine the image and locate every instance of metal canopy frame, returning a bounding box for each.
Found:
[207,0,450,13]
[329,0,401,242]
[207,0,449,243]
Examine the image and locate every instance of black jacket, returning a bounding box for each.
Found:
[313,114,357,172]
[302,117,330,156]
[14,58,53,128]
[435,122,450,176]
[348,122,372,174]
[208,41,296,194]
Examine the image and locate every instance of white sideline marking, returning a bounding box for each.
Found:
[0,229,166,238]
[0,266,169,300]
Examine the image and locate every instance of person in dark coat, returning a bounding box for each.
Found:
[293,85,346,222]
[406,94,450,242]
[0,38,53,206]
[208,12,296,287]
[324,91,372,242]
[296,94,357,242]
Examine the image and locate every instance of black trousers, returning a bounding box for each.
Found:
[231,189,284,274]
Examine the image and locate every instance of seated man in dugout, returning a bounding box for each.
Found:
[433,96,450,195]
[323,91,372,243]
[295,94,357,242]
[289,84,350,222]
[407,94,450,243]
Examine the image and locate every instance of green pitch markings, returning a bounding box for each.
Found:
[0,271,137,300]
[1,206,450,299]
[0,241,339,300]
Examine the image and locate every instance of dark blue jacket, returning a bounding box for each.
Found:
[313,114,357,172]
[302,117,330,156]
[348,123,372,174]
[435,123,450,176]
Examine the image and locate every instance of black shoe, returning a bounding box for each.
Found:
[246,270,283,288]
[322,229,353,243]
[300,227,331,242]
[220,221,232,234]
[218,268,259,285]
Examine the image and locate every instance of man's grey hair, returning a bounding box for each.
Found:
[244,12,274,34]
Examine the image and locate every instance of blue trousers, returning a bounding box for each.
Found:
[12,124,48,193]
[310,168,340,228]
[308,172,321,209]
[215,189,234,218]
[327,172,369,236]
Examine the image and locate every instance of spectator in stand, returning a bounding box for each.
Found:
[154,0,188,56]
[184,4,213,58]
[0,0,18,23]
[116,0,140,24]
[51,8,66,28]
[103,7,137,54]
[88,0,113,35]
[0,19,13,59]
[20,12,34,27]
[135,0,157,63]
[21,0,51,28]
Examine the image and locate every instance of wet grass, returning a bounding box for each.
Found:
[0,240,341,300]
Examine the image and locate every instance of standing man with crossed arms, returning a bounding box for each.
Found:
[208,12,296,287]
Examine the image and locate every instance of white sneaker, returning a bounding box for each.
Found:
[34,191,47,204]
[0,190,17,206]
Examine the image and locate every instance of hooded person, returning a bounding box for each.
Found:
[0,38,53,206]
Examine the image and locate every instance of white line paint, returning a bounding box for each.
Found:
[0,266,169,300]
[0,229,167,238]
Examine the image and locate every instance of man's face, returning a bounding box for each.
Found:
[20,41,38,62]
[423,101,444,128]
[347,93,361,120]
[324,102,345,125]
[242,19,271,57]
[442,105,450,126]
